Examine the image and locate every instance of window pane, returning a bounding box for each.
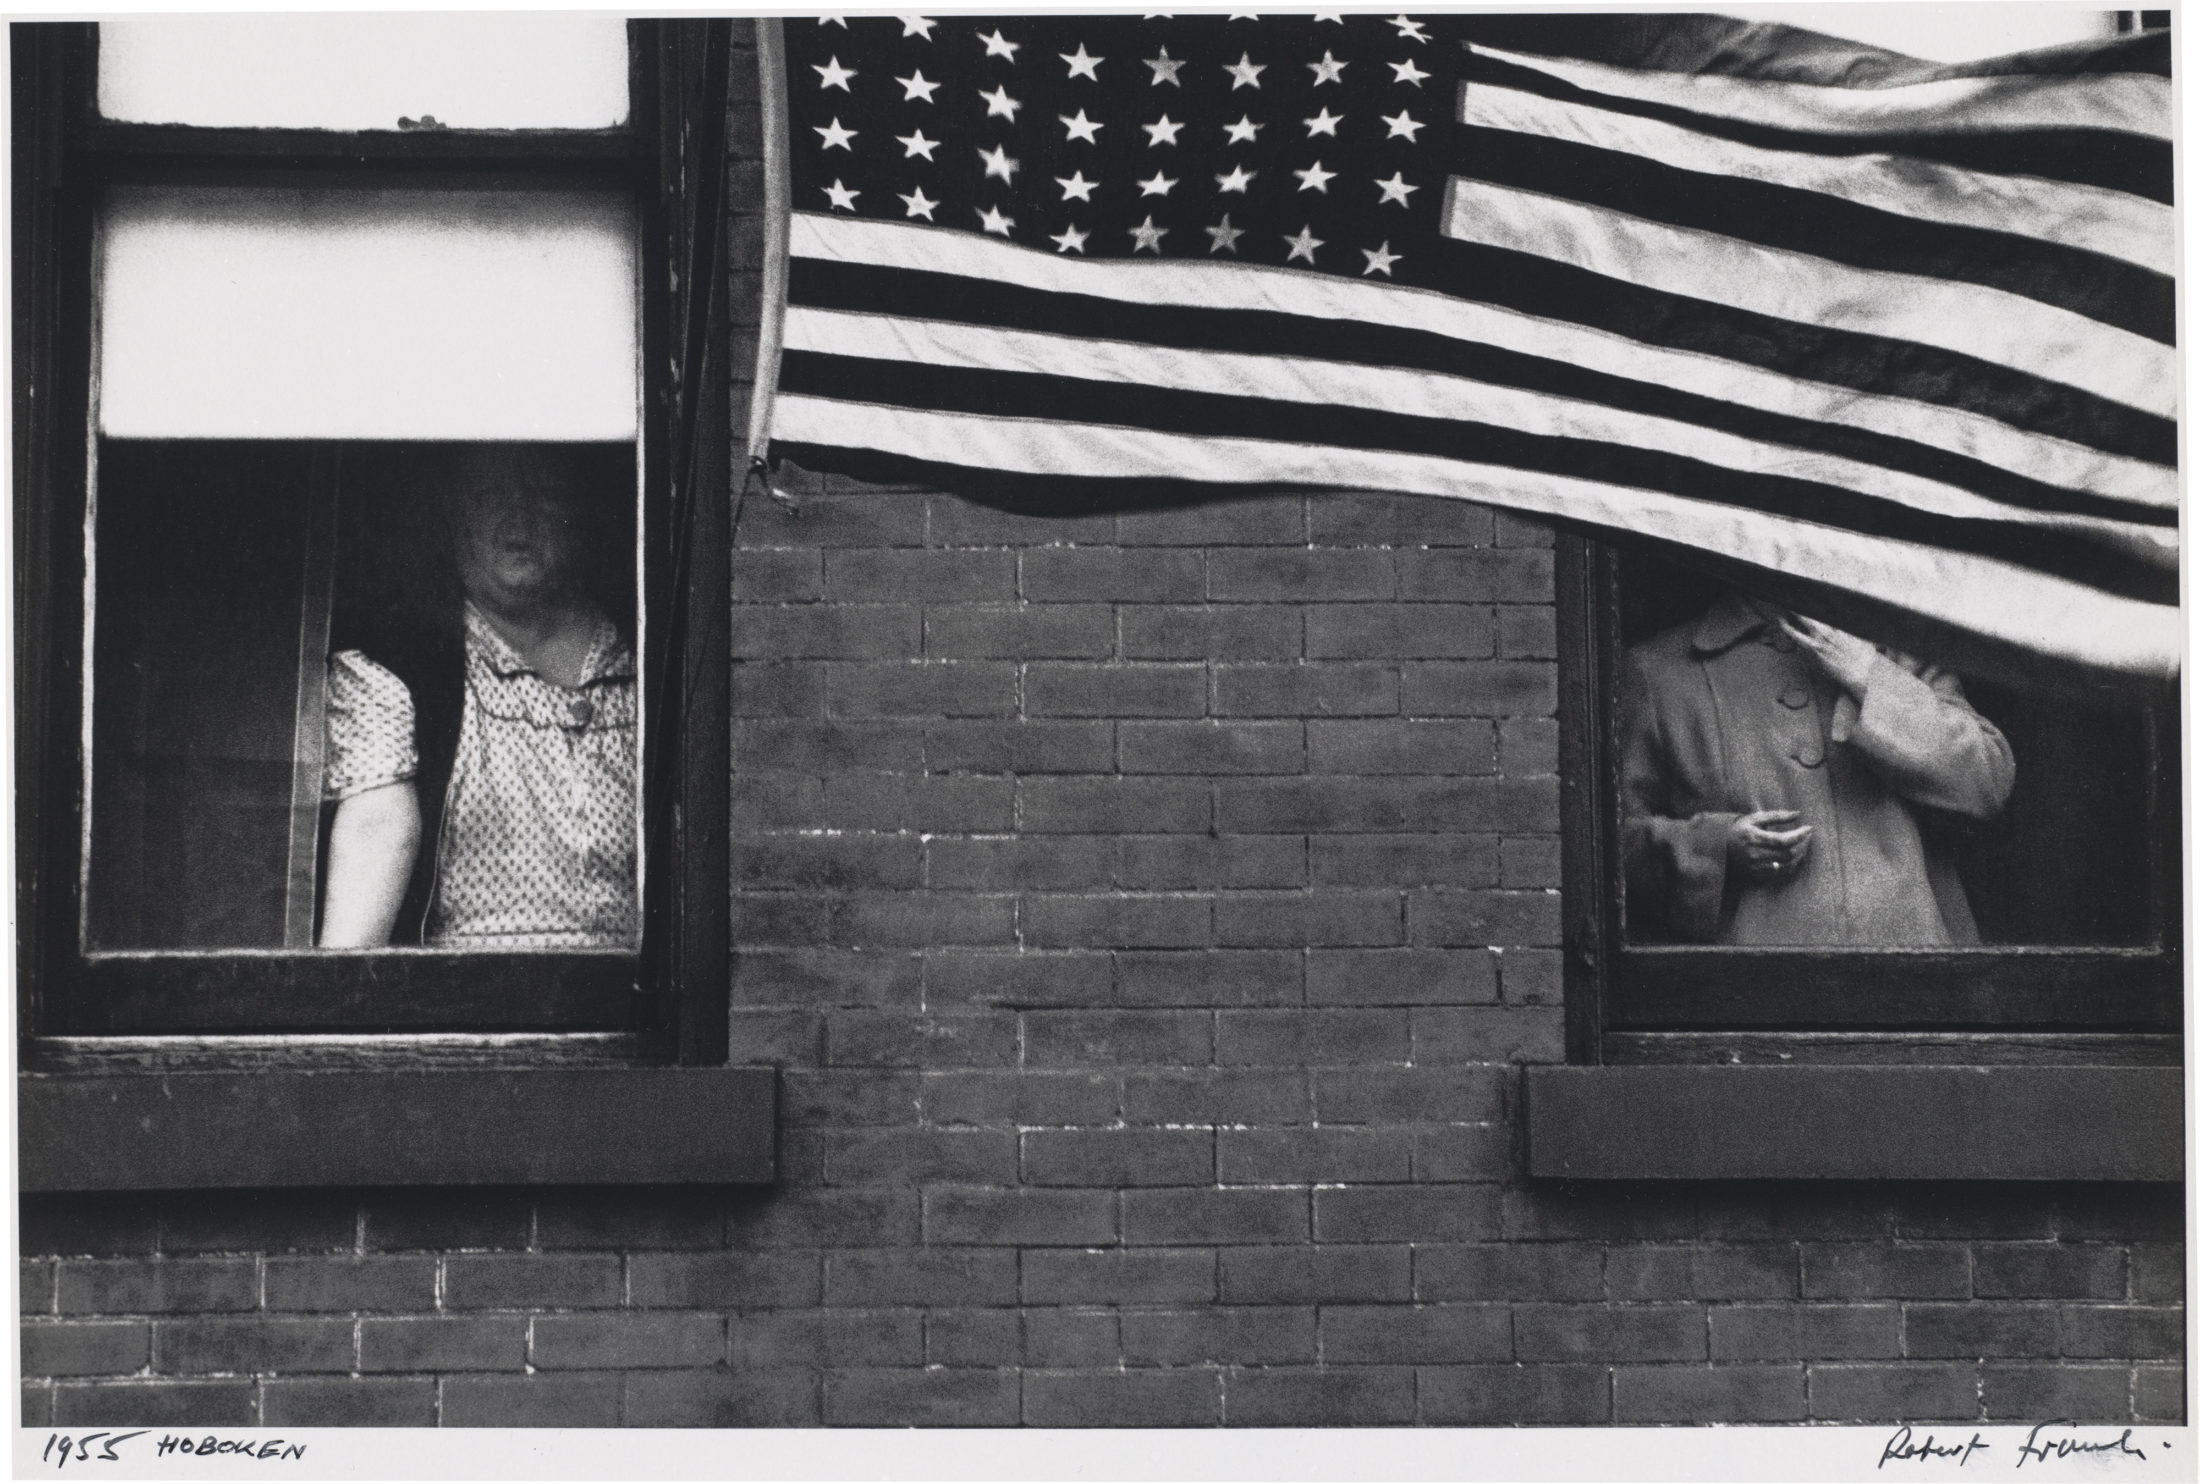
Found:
[97,15,628,131]
[98,187,637,441]
[87,442,641,954]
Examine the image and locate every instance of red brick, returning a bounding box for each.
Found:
[1210,548,1394,602]
[2133,1366,2184,1422]
[730,547,821,601]
[1309,492,1493,548]
[1494,511,1554,546]
[821,1127,1018,1186]
[1018,777,1212,834]
[153,1318,353,1374]
[927,495,1113,546]
[736,491,926,547]
[626,1253,822,1309]
[1906,1302,2060,1358]
[1498,948,1563,1006]
[56,1259,257,1315]
[782,1068,925,1128]
[1802,1245,1971,1300]
[726,1189,921,1249]
[1973,1244,2127,1299]
[1419,1364,1608,1424]
[1218,1128,1412,1184]
[830,891,1019,948]
[1121,1307,1315,1366]
[1514,1304,1707,1362]
[1021,1309,1119,1368]
[1401,662,1558,718]
[828,661,1016,717]
[730,605,919,659]
[926,838,1113,892]
[1022,1129,1214,1187]
[1113,949,1298,1007]
[2129,1245,2183,1303]
[737,834,921,892]
[1306,605,1494,660]
[263,1256,437,1312]
[1027,664,1207,718]
[1122,606,1301,661]
[1415,1244,1602,1303]
[1498,717,1558,775]
[443,1254,622,1310]
[824,1250,1019,1307]
[1614,1364,1806,1423]
[1023,1009,1213,1066]
[827,1011,1018,1067]
[928,1309,1021,1366]
[826,1367,1019,1426]
[736,947,923,1008]
[1219,777,1557,834]
[359,1317,526,1372]
[1498,605,1557,660]
[1308,719,1496,775]
[729,1309,923,1368]
[530,1314,725,1371]
[1124,1189,1309,1246]
[1708,1304,1902,1361]
[926,719,1114,773]
[1323,1304,1512,1364]
[1212,663,1398,718]
[924,951,1112,1008]
[1317,1187,1502,1245]
[1692,1245,1801,1300]
[1214,891,1402,949]
[922,1187,1117,1246]
[1603,1247,1692,1299]
[1118,496,1305,546]
[22,1259,55,1314]
[921,1069,1119,1126]
[1311,835,1500,888]
[2059,1305,2181,1359]
[1121,1068,1313,1125]
[731,662,825,718]
[441,1374,623,1428]
[1396,548,1552,603]
[1414,1122,1507,1182]
[824,548,1014,601]
[1217,1009,1410,1066]
[1115,835,1306,890]
[733,718,926,772]
[1021,1249,1217,1306]
[1021,547,1205,603]
[1220,1245,1410,1304]
[52,1381,256,1426]
[1024,894,1212,949]
[1409,888,1562,947]
[1225,1365,1414,1425]
[1413,1006,1565,1063]
[1499,837,1561,887]
[1025,1368,1222,1426]
[1307,948,1499,1006]
[1807,1362,1980,1422]
[823,774,1016,832]
[1315,1066,1507,1125]
[23,1382,52,1427]
[1980,1363,2132,1422]
[22,1321,149,1378]
[733,772,824,828]
[1119,720,1303,774]
[720,1009,827,1063]
[261,1378,435,1427]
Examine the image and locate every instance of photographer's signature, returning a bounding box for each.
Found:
[1880,1421,2160,1469]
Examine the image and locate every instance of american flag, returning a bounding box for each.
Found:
[763,13,2176,682]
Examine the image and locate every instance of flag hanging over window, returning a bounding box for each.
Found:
[753,13,2176,683]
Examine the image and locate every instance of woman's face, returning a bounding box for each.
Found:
[451,475,584,613]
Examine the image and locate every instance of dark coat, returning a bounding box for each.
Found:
[1618,596,2015,945]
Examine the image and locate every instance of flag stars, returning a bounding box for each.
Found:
[1382,108,1424,141]
[978,144,1020,182]
[1283,226,1324,264]
[1293,160,1337,193]
[1362,241,1402,276]
[897,69,941,103]
[1138,170,1179,197]
[896,129,939,160]
[979,84,1022,121]
[1060,44,1103,80]
[978,28,1020,60]
[1144,46,1185,86]
[1391,15,1430,42]
[976,205,1016,236]
[1060,109,1104,143]
[1222,114,1264,145]
[822,178,860,211]
[1375,171,1418,206]
[1206,214,1245,253]
[813,56,856,91]
[898,16,936,38]
[1051,224,1090,254]
[1214,164,1256,193]
[1128,215,1169,253]
[1390,58,1430,86]
[1056,170,1099,202]
[1307,50,1348,85]
[1224,52,1267,89]
[814,117,857,151]
[1304,107,1343,137]
[898,186,938,220]
[1142,114,1185,147]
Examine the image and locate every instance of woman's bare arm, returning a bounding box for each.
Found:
[319,781,421,947]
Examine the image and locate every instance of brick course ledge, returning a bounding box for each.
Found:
[19,1068,776,1191]
[1525,1066,2182,1181]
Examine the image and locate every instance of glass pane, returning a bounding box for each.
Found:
[87,441,642,954]
[1613,548,2158,947]
[97,15,628,131]
[98,187,637,442]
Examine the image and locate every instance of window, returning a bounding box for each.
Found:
[1555,535,2181,1058]
[15,20,735,1055]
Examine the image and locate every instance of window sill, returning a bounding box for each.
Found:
[1524,1065,2181,1181]
[19,1066,777,1191]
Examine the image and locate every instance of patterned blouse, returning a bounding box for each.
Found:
[323,603,638,949]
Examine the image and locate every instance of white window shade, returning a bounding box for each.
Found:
[97,16,628,131]
[97,187,638,441]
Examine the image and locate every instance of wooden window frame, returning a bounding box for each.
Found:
[13,20,734,1064]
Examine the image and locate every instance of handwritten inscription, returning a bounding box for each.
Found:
[39,1434,307,1468]
[1880,1427,1991,1467]
[1878,1421,2162,1470]
[2015,1422,2149,1467]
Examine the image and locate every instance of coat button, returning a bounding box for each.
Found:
[567,697,595,727]
[1793,741,1824,767]
[1778,686,1811,709]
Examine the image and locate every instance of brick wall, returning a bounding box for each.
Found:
[20,480,2186,1428]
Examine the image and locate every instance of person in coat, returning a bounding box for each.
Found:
[1619,589,2015,945]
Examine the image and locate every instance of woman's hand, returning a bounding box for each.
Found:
[1726,809,1812,885]
[1778,613,1879,697]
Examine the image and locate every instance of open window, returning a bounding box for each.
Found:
[16,19,735,1057]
